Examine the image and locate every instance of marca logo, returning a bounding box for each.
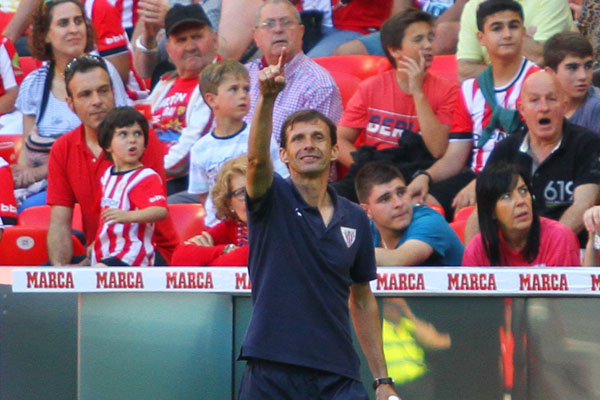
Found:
[27,271,74,289]
[447,273,497,290]
[235,272,252,290]
[519,273,568,291]
[165,272,213,289]
[592,275,600,291]
[96,271,144,289]
[377,273,425,291]
[340,226,356,248]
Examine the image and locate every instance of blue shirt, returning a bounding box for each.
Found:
[241,174,376,380]
[371,205,464,266]
[569,87,600,135]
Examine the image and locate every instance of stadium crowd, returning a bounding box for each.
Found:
[0,0,600,396]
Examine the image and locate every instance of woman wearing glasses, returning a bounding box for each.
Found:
[172,155,249,267]
[13,0,129,211]
[462,163,581,267]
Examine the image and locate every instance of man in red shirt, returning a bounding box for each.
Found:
[46,55,178,265]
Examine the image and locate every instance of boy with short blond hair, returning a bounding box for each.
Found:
[189,60,288,227]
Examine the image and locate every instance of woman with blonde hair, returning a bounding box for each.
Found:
[171,154,249,266]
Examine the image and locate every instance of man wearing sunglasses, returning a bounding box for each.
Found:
[46,55,178,265]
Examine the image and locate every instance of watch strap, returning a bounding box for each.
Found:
[373,377,395,389]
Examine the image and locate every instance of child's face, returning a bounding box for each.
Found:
[477,10,524,60]
[555,54,593,101]
[389,21,434,69]
[210,74,250,120]
[107,122,146,172]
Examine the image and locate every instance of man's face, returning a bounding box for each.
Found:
[165,24,217,79]
[518,72,567,142]
[361,177,413,234]
[279,119,337,177]
[253,2,304,65]
[555,55,593,101]
[66,67,114,132]
[477,10,524,60]
[388,21,434,69]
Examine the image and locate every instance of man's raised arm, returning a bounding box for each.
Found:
[247,50,286,201]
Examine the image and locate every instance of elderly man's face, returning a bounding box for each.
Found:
[253,2,304,66]
[165,24,217,79]
[518,72,567,142]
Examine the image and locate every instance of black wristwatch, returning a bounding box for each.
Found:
[411,169,432,185]
[373,377,395,389]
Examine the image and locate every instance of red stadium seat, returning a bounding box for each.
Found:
[449,219,467,245]
[328,70,361,109]
[0,134,22,164]
[168,203,207,242]
[313,55,386,81]
[0,226,85,265]
[454,205,475,222]
[429,54,458,82]
[425,203,445,217]
[18,204,83,231]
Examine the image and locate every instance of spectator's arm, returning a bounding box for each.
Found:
[1,0,36,42]
[436,0,469,23]
[47,205,74,265]
[407,140,471,204]
[414,92,450,158]
[0,87,17,115]
[522,35,543,66]
[559,183,599,234]
[391,0,413,16]
[218,0,263,60]
[464,206,479,245]
[349,282,398,399]
[131,0,167,79]
[337,126,361,167]
[104,53,130,85]
[374,239,434,266]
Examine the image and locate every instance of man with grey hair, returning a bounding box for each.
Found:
[244,0,343,145]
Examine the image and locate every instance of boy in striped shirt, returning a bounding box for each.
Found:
[92,107,168,266]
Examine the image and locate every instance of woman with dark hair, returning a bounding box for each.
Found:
[12,0,129,211]
[462,163,580,266]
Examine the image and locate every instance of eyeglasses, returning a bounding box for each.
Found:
[257,17,299,32]
[229,187,247,200]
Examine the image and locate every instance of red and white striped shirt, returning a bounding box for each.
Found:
[92,167,167,266]
[450,58,539,173]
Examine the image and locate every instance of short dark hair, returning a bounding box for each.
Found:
[280,109,337,149]
[543,32,594,71]
[98,107,149,161]
[476,162,540,266]
[476,0,523,32]
[354,161,406,203]
[380,9,433,69]
[65,55,112,97]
